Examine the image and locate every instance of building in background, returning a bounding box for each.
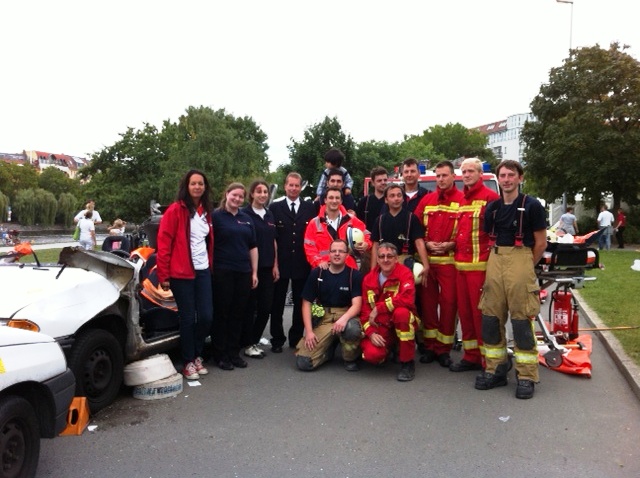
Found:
[473,113,534,163]
[0,150,89,178]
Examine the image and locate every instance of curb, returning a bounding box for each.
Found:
[574,290,640,402]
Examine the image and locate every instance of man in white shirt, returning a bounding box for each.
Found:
[74,200,102,224]
[597,205,615,251]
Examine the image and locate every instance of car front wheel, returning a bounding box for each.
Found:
[68,329,124,414]
[0,395,40,478]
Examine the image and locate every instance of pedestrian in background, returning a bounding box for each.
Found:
[242,179,279,359]
[211,182,258,371]
[77,210,96,250]
[74,199,102,224]
[597,205,615,251]
[615,208,627,249]
[156,169,214,380]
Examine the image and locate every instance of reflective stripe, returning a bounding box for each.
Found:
[479,345,486,356]
[514,351,539,364]
[367,290,376,309]
[462,339,479,350]
[422,328,437,339]
[396,330,414,341]
[484,346,507,359]
[362,321,371,332]
[384,297,394,312]
[314,217,323,232]
[428,256,455,264]
[436,331,455,345]
[455,261,488,271]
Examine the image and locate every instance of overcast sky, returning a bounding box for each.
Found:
[2,0,639,170]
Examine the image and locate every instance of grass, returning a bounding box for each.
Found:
[16,246,640,367]
[579,249,640,366]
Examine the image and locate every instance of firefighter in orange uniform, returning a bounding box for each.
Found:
[304,187,371,270]
[450,158,500,372]
[414,160,464,367]
[360,243,420,381]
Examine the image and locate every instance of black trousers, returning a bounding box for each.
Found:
[271,277,306,348]
[212,268,252,360]
[616,226,625,248]
[244,267,276,346]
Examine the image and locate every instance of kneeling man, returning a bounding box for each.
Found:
[360,242,420,381]
[296,239,363,371]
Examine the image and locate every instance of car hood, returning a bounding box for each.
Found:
[0,327,56,347]
[0,248,136,339]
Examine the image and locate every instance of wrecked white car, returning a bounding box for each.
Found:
[0,247,180,413]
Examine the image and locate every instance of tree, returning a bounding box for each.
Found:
[521,42,640,211]
[419,123,493,164]
[57,193,77,227]
[287,116,355,194]
[0,163,38,201]
[38,167,81,199]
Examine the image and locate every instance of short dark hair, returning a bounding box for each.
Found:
[324,148,345,167]
[325,186,343,198]
[326,168,344,181]
[330,239,349,252]
[402,157,419,169]
[496,160,524,177]
[384,183,404,198]
[370,166,388,181]
[435,160,455,174]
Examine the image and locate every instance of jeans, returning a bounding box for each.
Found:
[170,269,213,364]
[598,227,612,250]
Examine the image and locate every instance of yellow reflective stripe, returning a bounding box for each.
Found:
[455,261,488,271]
[514,351,539,364]
[396,330,414,341]
[362,322,371,332]
[367,290,376,309]
[385,297,394,312]
[484,347,507,359]
[410,312,421,330]
[479,345,486,356]
[422,328,437,339]
[462,339,479,350]
[436,331,455,345]
[383,284,400,295]
[428,256,455,264]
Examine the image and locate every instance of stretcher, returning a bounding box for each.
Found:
[531,240,600,377]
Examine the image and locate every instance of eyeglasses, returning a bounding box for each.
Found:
[377,254,397,260]
[330,250,348,254]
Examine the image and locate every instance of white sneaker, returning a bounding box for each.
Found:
[244,345,265,358]
[194,357,209,375]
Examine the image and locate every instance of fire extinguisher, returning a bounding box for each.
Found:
[551,285,579,341]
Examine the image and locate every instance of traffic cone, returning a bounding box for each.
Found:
[60,397,90,436]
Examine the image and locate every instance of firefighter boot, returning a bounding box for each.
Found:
[475,362,509,390]
[516,380,535,399]
[397,361,415,382]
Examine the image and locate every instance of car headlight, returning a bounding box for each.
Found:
[6,319,41,332]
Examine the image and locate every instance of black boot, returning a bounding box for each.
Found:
[397,361,416,382]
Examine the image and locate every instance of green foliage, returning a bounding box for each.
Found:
[581,251,640,366]
[522,42,640,210]
[38,167,81,198]
[419,122,494,163]
[34,189,57,226]
[0,163,38,200]
[351,140,402,196]
[82,106,270,222]
[57,193,77,227]
[0,190,8,221]
[287,116,355,193]
[13,189,36,225]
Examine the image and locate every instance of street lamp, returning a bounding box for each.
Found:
[556,0,573,53]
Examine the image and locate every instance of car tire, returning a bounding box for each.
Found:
[68,329,124,414]
[0,395,40,478]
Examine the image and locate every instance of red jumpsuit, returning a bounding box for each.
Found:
[360,263,419,364]
[454,181,500,366]
[414,186,464,355]
[304,205,371,270]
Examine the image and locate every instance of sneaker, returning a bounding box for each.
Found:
[344,360,359,372]
[244,345,265,359]
[516,380,535,399]
[397,361,415,382]
[419,349,436,364]
[182,361,200,380]
[217,358,234,371]
[194,357,208,375]
[449,359,483,372]
[475,371,508,390]
[437,353,452,368]
[230,356,248,368]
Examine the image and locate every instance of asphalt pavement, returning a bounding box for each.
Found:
[37,299,640,477]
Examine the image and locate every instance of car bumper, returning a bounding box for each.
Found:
[43,368,76,437]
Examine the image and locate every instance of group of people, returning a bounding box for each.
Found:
[597,204,627,250]
[74,199,127,251]
[153,152,548,400]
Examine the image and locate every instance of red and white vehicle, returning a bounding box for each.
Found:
[363,168,499,195]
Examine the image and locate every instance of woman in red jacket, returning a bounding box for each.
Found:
[156,170,214,380]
